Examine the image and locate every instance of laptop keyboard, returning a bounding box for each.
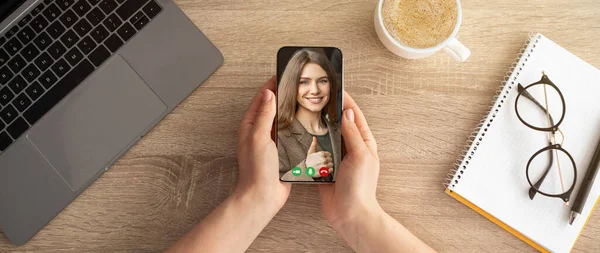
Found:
[0,0,163,153]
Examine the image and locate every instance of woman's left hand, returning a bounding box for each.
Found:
[166,77,290,253]
[235,76,292,214]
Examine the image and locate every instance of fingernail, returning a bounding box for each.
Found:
[263,89,272,102]
[345,109,354,122]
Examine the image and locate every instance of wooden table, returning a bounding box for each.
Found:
[2,0,600,252]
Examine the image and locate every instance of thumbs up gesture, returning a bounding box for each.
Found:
[305,136,333,178]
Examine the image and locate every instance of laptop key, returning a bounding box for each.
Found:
[48,21,66,39]
[52,58,71,77]
[60,29,80,48]
[87,7,106,26]
[89,45,110,67]
[104,33,123,53]
[131,11,149,28]
[25,82,45,101]
[0,67,13,85]
[130,11,145,24]
[48,41,67,60]
[87,0,101,6]
[73,0,92,16]
[77,36,96,55]
[35,52,54,71]
[0,105,18,124]
[18,14,33,28]
[31,3,45,16]
[17,26,36,45]
[59,9,79,28]
[23,64,41,83]
[0,131,11,152]
[56,0,75,11]
[21,44,41,62]
[143,1,162,19]
[8,75,27,94]
[103,13,122,32]
[132,15,149,30]
[24,59,94,125]
[91,25,109,43]
[99,0,118,15]
[5,37,23,55]
[39,70,58,89]
[116,0,147,21]
[0,87,14,106]
[33,31,52,51]
[117,22,135,42]
[8,55,26,74]
[65,47,83,66]
[31,15,49,33]
[7,117,28,140]
[7,26,19,38]
[73,18,93,37]
[43,3,62,22]
[0,48,9,65]
[12,93,32,112]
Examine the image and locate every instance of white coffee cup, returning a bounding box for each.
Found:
[374,0,471,62]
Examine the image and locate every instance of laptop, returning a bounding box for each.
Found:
[0,0,223,245]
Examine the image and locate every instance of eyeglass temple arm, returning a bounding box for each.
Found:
[528,141,555,200]
[517,84,556,127]
[518,84,557,199]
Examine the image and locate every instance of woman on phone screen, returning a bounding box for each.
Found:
[277,49,341,182]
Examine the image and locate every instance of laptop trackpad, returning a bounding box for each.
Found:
[28,56,167,191]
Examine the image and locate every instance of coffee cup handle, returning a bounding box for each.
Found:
[443,38,471,62]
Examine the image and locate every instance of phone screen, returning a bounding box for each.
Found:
[276,47,343,183]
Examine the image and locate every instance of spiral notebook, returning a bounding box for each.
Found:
[444,33,600,253]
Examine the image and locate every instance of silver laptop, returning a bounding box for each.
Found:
[0,0,223,245]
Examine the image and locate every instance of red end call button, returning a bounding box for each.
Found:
[319,167,329,177]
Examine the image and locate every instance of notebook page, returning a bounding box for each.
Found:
[452,34,600,252]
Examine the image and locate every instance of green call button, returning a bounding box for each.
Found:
[292,167,302,177]
[306,167,315,177]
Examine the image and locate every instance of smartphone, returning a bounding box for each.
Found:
[276,46,344,183]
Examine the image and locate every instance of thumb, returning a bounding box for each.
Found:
[308,136,318,154]
[342,109,367,154]
[251,89,276,135]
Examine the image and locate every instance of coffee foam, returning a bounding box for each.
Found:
[382,0,457,49]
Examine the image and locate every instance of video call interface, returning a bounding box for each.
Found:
[276,47,343,183]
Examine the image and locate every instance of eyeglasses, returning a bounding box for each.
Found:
[514,72,577,203]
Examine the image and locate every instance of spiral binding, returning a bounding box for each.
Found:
[444,32,542,190]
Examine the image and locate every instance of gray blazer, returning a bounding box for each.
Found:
[278,118,342,182]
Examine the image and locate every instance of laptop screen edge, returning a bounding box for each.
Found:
[0,0,38,34]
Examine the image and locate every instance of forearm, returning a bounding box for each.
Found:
[167,193,277,253]
[334,207,436,253]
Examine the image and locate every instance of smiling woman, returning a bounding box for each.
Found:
[276,47,343,183]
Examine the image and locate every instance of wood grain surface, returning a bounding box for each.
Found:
[2,0,600,252]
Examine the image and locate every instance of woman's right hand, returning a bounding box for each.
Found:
[305,136,333,178]
[317,92,382,230]
[317,92,436,253]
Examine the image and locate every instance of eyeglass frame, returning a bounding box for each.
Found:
[514,72,577,203]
